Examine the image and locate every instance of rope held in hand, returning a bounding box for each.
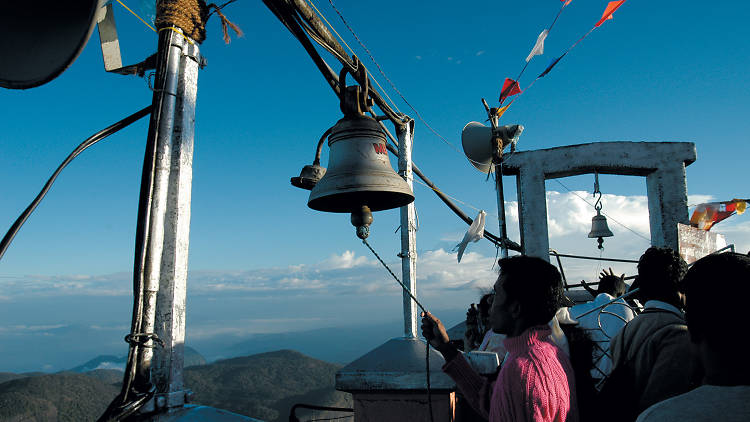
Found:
[361,238,435,422]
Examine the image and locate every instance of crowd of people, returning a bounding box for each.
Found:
[421,247,750,422]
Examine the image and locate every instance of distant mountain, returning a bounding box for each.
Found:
[184,349,351,422]
[0,372,119,422]
[0,373,28,384]
[0,349,350,422]
[83,369,124,385]
[69,346,207,372]
[219,313,462,366]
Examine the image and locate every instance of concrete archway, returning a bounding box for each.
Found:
[501,142,696,260]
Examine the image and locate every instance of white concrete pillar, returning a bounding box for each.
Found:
[515,168,550,261]
[646,163,689,250]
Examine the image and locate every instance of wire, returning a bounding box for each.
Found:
[413,178,499,221]
[0,106,152,263]
[115,0,157,32]
[307,0,402,114]
[552,178,652,243]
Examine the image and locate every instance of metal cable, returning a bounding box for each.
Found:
[0,106,152,262]
[552,178,652,243]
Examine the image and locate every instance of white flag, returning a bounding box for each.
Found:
[525,29,549,62]
[454,210,486,263]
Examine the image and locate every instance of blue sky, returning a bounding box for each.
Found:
[1,0,749,371]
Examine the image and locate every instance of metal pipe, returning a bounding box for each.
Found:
[136,29,181,389]
[151,29,201,411]
[549,249,568,286]
[396,119,418,337]
[494,162,509,259]
[549,252,639,264]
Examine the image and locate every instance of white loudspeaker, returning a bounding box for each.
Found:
[1,0,102,89]
[461,121,495,173]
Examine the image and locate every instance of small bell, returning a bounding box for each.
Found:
[588,210,614,249]
[291,163,326,190]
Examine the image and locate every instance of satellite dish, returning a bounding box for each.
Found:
[461,121,495,173]
[0,0,102,89]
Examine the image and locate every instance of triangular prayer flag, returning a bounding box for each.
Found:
[495,105,510,119]
[539,53,566,78]
[499,78,521,103]
[595,0,626,27]
[525,29,549,62]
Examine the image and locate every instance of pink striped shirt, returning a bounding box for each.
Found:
[444,325,579,422]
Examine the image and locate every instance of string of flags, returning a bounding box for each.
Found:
[690,199,748,231]
[496,1,628,115]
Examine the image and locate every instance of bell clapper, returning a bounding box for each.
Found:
[351,205,373,240]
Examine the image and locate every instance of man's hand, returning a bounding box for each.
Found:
[600,267,624,281]
[421,311,451,352]
[581,279,597,296]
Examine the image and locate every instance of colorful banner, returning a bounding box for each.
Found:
[690,199,748,231]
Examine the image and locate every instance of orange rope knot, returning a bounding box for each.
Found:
[208,3,244,44]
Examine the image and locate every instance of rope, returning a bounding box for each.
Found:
[207,3,244,43]
[155,0,209,43]
[360,238,434,422]
[361,239,426,313]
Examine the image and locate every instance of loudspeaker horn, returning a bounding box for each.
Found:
[461,121,495,173]
[1,0,102,89]
[461,121,524,173]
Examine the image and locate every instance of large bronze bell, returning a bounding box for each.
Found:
[308,114,415,213]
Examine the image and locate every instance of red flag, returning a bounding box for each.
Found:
[499,78,521,104]
[595,0,626,27]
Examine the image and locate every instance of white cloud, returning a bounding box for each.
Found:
[2,192,746,317]
[320,250,371,270]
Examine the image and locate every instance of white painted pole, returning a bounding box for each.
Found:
[397,119,418,337]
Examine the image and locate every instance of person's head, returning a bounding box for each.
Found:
[489,255,563,336]
[598,274,627,297]
[478,292,493,325]
[636,246,688,305]
[684,253,750,348]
